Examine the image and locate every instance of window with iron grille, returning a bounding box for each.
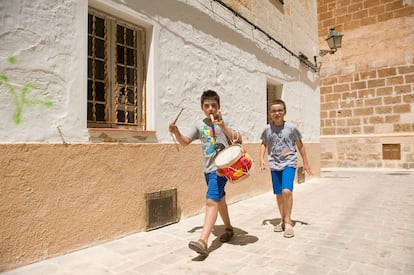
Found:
[88,9,146,129]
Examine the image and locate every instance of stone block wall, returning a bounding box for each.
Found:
[318,0,414,36]
[321,135,414,169]
[320,65,414,136]
[318,0,414,169]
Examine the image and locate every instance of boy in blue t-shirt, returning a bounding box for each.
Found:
[169,89,242,256]
[260,99,312,238]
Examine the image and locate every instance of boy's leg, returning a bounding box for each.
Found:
[281,167,295,224]
[282,189,294,237]
[188,198,218,256]
[281,189,293,224]
[218,196,232,229]
[271,171,285,231]
[199,197,233,243]
[281,167,296,237]
[189,172,227,254]
[276,194,284,220]
[218,196,234,242]
[200,198,219,242]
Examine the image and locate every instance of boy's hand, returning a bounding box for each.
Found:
[169,123,179,135]
[259,160,266,170]
[211,110,224,127]
[303,163,312,176]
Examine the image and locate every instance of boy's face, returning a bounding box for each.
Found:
[269,103,286,125]
[201,99,220,117]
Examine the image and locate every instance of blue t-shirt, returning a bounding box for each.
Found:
[260,122,302,170]
[185,118,236,173]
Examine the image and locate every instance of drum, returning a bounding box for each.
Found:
[214,144,253,182]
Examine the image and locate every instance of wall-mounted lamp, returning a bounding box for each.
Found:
[298,27,344,72]
[319,27,343,56]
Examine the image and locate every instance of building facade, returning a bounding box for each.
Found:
[318,0,414,168]
[0,0,320,270]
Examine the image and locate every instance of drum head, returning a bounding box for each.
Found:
[214,145,242,168]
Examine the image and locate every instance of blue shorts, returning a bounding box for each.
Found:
[204,171,228,202]
[271,167,296,195]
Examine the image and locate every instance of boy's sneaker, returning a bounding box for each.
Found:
[283,223,294,238]
[273,222,284,232]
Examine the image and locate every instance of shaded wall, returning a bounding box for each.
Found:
[0,142,319,271]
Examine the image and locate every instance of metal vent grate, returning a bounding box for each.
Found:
[145,189,178,231]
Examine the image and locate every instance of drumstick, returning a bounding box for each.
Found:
[171,108,184,152]
[173,108,184,124]
[210,113,214,122]
[171,133,180,152]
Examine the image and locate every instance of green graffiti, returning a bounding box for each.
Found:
[7,55,16,65]
[0,56,53,124]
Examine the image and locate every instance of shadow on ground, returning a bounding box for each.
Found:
[261,218,310,227]
[188,224,258,261]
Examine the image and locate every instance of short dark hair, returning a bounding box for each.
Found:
[270,99,286,110]
[200,89,220,107]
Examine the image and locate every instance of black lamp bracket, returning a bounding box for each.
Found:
[319,48,337,57]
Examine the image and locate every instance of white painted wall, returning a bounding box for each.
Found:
[0,0,88,142]
[0,0,319,143]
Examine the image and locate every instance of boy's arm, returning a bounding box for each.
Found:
[296,140,312,176]
[169,123,192,146]
[214,113,242,144]
[221,125,242,144]
[259,141,267,170]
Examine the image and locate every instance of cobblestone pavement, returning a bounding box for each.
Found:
[3,169,414,275]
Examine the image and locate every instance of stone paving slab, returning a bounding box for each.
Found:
[2,169,414,275]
